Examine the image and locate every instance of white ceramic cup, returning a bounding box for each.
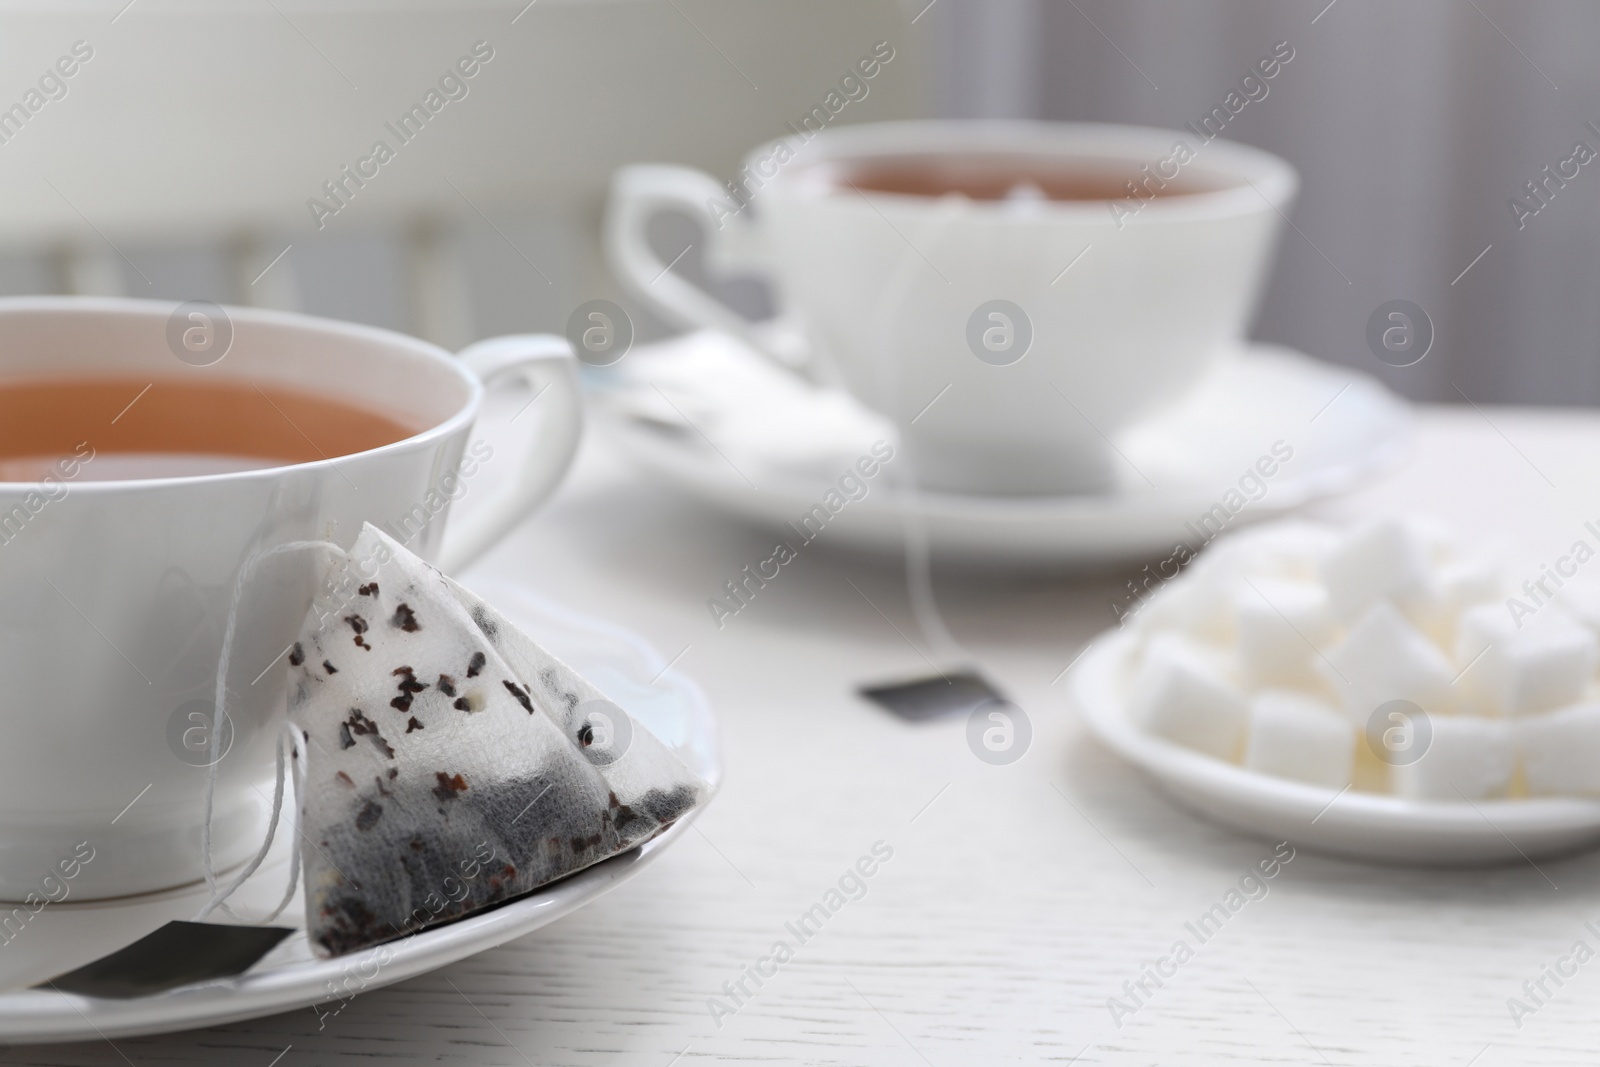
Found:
[0,297,583,900]
[606,120,1298,496]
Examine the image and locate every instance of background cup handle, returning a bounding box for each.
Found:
[604,163,788,364]
[436,334,583,573]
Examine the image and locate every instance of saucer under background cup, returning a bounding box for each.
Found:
[590,330,1411,567]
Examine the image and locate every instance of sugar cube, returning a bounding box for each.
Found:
[1233,577,1337,686]
[1454,602,1598,716]
[1320,520,1433,622]
[1129,633,1249,760]
[1518,703,1600,796]
[1318,600,1458,723]
[1390,715,1513,800]
[1405,554,1504,647]
[1243,690,1353,787]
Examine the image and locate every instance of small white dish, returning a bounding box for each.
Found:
[596,335,1411,566]
[0,582,720,1045]
[1069,627,1600,866]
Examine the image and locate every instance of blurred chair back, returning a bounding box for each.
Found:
[0,0,921,346]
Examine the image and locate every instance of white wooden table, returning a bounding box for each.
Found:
[13,404,1600,1066]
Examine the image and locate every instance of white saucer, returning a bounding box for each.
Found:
[1068,627,1600,866]
[597,337,1411,566]
[0,583,720,1045]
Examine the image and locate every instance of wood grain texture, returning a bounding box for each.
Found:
[9,408,1600,1065]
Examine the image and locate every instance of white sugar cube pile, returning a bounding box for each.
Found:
[1123,518,1600,800]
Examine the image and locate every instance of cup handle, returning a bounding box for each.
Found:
[604,163,786,363]
[436,334,583,573]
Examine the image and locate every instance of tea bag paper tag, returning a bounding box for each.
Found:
[38,920,293,999]
[858,670,1006,722]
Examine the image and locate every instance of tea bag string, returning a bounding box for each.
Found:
[871,194,972,669]
[195,538,346,924]
[195,719,306,924]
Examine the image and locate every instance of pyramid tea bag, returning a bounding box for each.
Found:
[287,524,707,957]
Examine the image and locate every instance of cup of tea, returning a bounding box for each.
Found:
[0,297,582,899]
[606,120,1298,496]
